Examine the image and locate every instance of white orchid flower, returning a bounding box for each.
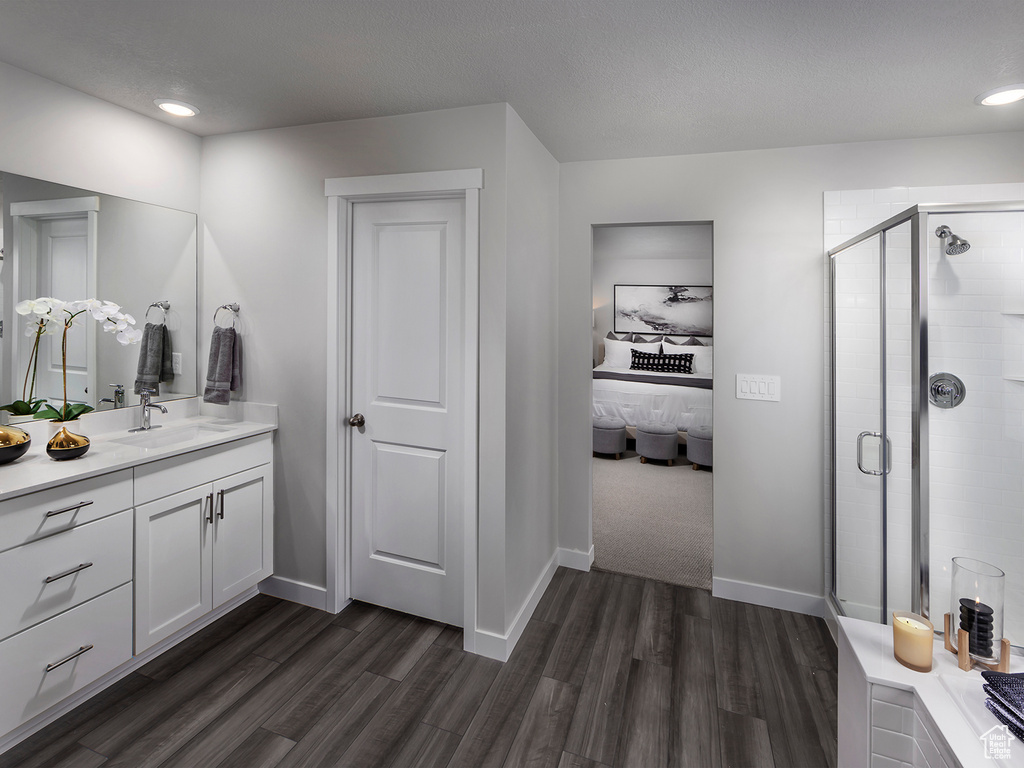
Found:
[116,327,144,345]
[122,313,136,325]
[16,298,54,317]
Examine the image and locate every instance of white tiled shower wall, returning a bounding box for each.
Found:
[825,183,1024,645]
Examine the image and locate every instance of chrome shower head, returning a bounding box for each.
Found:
[935,225,971,256]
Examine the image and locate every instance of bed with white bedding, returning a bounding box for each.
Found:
[592,337,713,434]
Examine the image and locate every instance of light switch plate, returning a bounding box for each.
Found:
[736,374,781,401]
[172,352,182,375]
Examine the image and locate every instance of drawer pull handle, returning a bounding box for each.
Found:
[205,493,214,524]
[45,644,94,672]
[217,489,225,520]
[44,562,94,584]
[45,500,94,518]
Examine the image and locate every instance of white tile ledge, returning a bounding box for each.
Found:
[840,616,1023,768]
[0,398,277,503]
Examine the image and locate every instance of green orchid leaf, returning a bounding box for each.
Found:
[34,405,64,420]
[0,400,34,415]
[66,403,95,420]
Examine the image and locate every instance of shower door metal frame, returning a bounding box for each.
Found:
[828,200,1024,625]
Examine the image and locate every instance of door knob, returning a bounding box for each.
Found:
[348,413,365,428]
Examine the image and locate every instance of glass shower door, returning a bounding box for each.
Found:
[833,235,886,622]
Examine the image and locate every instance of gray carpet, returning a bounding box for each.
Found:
[592,448,713,590]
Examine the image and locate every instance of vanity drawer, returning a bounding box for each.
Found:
[134,434,272,504]
[0,470,133,553]
[0,510,133,641]
[0,583,132,737]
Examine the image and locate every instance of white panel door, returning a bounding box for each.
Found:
[134,486,213,652]
[212,465,273,607]
[37,216,92,404]
[350,198,465,626]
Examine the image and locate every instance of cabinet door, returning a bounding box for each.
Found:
[135,486,213,653]
[212,465,273,607]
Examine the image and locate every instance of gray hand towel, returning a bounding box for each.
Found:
[135,322,174,395]
[203,326,242,405]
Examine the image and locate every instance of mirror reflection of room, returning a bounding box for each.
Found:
[591,222,714,590]
[0,172,198,419]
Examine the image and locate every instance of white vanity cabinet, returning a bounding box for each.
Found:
[0,471,135,738]
[134,434,273,652]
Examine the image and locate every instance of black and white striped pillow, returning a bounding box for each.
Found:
[630,349,693,374]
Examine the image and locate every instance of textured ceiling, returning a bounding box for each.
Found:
[0,0,1022,161]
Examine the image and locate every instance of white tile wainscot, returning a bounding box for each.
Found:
[839,616,1023,768]
[0,398,277,754]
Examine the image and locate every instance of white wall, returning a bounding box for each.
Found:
[202,104,562,646]
[501,106,560,632]
[592,223,713,363]
[0,61,199,212]
[558,131,1024,611]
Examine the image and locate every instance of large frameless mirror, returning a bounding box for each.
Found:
[0,172,197,420]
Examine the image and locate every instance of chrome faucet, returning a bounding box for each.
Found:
[100,383,126,409]
[130,388,168,432]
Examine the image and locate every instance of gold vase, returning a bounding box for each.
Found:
[0,424,31,465]
[46,425,90,461]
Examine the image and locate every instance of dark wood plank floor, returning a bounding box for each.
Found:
[1,567,837,768]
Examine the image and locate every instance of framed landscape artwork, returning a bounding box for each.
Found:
[613,284,713,336]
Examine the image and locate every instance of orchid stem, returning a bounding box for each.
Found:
[61,322,69,421]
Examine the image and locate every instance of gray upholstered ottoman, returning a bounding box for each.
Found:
[593,416,627,459]
[636,420,678,465]
[687,424,713,469]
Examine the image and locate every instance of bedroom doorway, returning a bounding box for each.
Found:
[591,221,713,590]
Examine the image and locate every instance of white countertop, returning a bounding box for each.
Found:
[840,615,1023,768]
[0,398,277,502]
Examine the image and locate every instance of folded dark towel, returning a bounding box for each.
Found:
[203,326,242,405]
[982,670,1024,742]
[985,697,1024,742]
[135,323,174,395]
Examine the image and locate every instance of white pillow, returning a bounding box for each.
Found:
[604,338,661,368]
[663,343,713,376]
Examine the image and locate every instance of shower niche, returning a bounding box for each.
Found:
[825,190,1024,650]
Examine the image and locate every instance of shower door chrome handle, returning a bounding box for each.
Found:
[856,431,892,476]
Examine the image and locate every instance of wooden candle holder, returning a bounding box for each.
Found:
[943,613,1011,673]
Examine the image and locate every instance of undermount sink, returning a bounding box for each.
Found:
[112,423,233,450]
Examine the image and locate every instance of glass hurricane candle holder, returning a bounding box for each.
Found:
[950,557,1004,664]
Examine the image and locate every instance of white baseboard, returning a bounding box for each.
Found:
[712,576,826,617]
[0,587,259,756]
[259,575,329,611]
[557,545,594,571]
[824,595,840,644]
[472,550,560,662]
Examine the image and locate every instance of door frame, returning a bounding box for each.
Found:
[324,169,482,650]
[9,197,100,407]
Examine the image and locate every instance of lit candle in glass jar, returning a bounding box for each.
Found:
[892,611,934,672]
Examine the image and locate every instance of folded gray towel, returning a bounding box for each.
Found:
[203,326,242,405]
[135,323,174,395]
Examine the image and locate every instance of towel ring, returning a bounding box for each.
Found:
[214,303,240,328]
[146,301,170,324]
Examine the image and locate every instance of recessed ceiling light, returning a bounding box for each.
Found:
[154,99,199,117]
[975,84,1024,106]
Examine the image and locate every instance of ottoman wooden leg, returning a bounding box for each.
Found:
[640,456,647,464]
[693,463,699,470]
[668,459,674,467]
[615,453,621,460]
